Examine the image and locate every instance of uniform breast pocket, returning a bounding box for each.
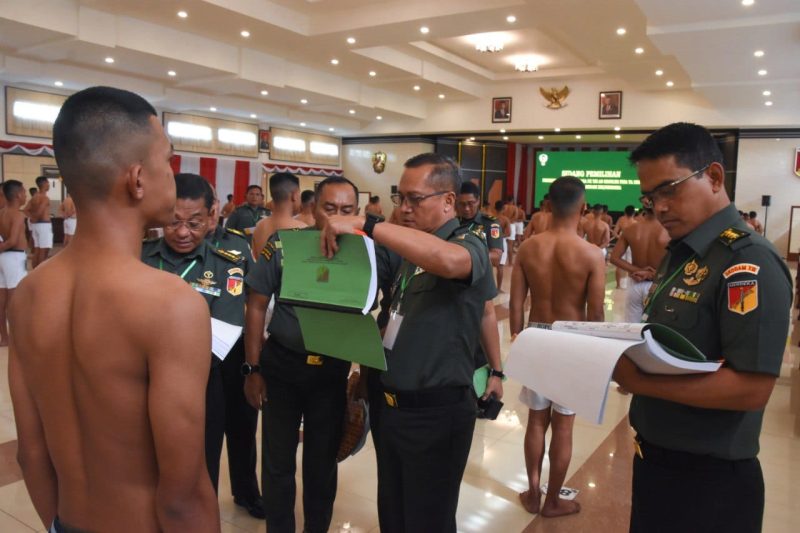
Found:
[409,273,437,293]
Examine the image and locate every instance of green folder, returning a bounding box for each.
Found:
[295,308,387,370]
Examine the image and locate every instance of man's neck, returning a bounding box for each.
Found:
[271,202,295,219]
[246,203,260,210]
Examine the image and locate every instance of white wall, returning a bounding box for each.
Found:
[736,138,800,258]
[342,141,436,216]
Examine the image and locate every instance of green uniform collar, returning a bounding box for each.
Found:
[433,218,461,240]
[207,225,225,243]
[671,203,745,259]
[149,237,207,265]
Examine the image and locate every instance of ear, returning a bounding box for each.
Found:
[706,162,726,193]
[209,202,219,219]
[125,162,145,201]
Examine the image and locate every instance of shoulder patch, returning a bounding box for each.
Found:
[260,241,279,261]
[718,227,750,247]
[482,213,497,222]
[722,263,760,279]
[212,248,244,264]
[225,227,246,238]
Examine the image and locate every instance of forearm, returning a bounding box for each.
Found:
[244,304,267,365]
[480,303,502,370]
[489,249,501,267]
[18,452,57,527]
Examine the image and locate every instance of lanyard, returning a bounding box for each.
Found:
[159,258,198,280]
[643,254,695,315]
[392,262,417,313]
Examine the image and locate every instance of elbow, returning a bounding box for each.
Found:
[16,446,48,475]
[741,388,773,411]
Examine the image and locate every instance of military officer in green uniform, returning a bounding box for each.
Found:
[142,173,247,498]
[319,153,501,533]
[225,184,270,240]
[613,123,792,533]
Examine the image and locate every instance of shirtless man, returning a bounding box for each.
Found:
[748,211,763,234]
[493,200,512,290]
[510,176,605,518]
[610,207,669,323]
[251,172,306,255]
[60,193,77,246]
[296,190,316,226]
[27,176,52,268]
[0,180,28,346]
[8,86,219,532]
[613,205,638,288]
[523,195,551,240]
[221,194,236,221]
[583,204,611,259]
[601,205,613,227]
[364,195,384,216]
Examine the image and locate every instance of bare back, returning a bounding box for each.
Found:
[9,249,212,531]
[623,218,669,269]
[514,229,606,325]
[527,211,551,237]
[60,197,76,219]
[29,192,51,222]
[252,212,306,256]
[0,207,27,249]
[584,218,610,248]
[615,215,636,237]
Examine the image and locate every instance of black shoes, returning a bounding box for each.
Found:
[234,496,266,519]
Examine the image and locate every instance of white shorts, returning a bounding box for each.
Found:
[499,239,508,266]
[519,386,574,416]
[507,223,517,240]
[515,222,524,235]
[63,217,77,236]
[0,251,27,289]
[31,222,53,248]
[626,280,653,323]
[622,247,632,263]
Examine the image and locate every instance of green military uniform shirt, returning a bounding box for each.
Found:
[458,212,503,253]
[376,218,497,391]
[225,204,270,239]
[207,225,251,272]
[630,203,792,460]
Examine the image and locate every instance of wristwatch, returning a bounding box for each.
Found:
[489,368,505,379]
[363,212,385,239]
[241,362,261,376]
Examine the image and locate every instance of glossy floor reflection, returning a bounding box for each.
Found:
[0,264,798,532]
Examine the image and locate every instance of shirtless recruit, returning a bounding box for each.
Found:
[251,172,306,256]
[8,87,219,532]
[612,205,637,289]
[510,176,605,518]
[0,180,28,347]
[582,204,611,258]
[27,176,52,268]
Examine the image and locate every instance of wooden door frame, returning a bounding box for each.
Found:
[787,205,800,262]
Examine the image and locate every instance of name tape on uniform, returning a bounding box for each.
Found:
[722,263,760,279]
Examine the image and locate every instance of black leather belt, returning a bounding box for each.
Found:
[382,385,469,409]
[635,436,753,470]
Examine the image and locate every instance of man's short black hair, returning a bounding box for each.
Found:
[269,172,299,203]
[370,195,380,203]
[592,203,603,213]
[602,204,609,212]
[29,187,37,196]
[459,181,480,198]
[53,86,158,200]
[246,185,262,193]
[494,200,505,212]
[227,194,233,201]
[316,176,359,204]
[35,176,48,188]
[549,176,585,217]
[404,153,461,193]
[174,173,214,210]
[748,211,757,219]
[301,190,315,205]
[624,205,635,216]
[2,180,23,200]
[630,122,723,171]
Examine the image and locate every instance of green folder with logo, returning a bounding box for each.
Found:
[278,230,386,370]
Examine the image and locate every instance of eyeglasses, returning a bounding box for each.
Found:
[166,218,208,232]
[391,190,449,208]
[639,165,709,209]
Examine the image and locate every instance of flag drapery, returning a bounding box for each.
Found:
[505,143,535,212]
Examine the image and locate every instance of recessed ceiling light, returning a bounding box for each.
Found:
[503,136,509,140]
[376,115,383,120]
[554,127,561,132]
[346,37,356,44]
[538,135,544,140]
[420,26,430,34]
[300,122,306,126]
[764,101,773,106]
[369,71,377,77]
[758,69,767,76]
[167,70,177,77]
[240,30,250,38]
[616,27,626,36]
[413,85,421,91]
[469,137,475,141]
[177,10,188,18]
[614,126,621,131]
[655,69,664,76]
[438,93,445,99]
[209,107,217,112]
[250,113,257,119]
[301,98,308,104]
[104,57,114,64]
[260,89,269,96]
[500,129,506,133]
[331,59,339,65]
[666,80,674,87]
[54,81,63,87]
[634,47,644,54]
[328,127,335,131]
[615,134,621,139]
[506,15,517,23]
[348,109,356,114]
[754,50,764,58]
[762,90,771,96]
[575,135,582,139]
[742,0,754,6]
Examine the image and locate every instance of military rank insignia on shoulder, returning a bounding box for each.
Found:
[260,240,279,261]
[225,227,246,238]
[213,248,244,264]
[718,227,750,247]
[483,213,497,221]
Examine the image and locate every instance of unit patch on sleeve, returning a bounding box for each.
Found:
[722,263,760,279]
[727,279,758,315]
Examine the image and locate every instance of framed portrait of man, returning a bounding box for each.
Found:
[492,97,512,123]
[258,129,270,152]
[599,91,622,119]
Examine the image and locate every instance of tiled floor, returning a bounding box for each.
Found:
[0,262,798,532]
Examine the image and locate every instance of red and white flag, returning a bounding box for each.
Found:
[506,143,534,212]
[170,154,261,205]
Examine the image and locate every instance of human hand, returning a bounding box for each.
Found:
[319,213,365,258]
[483,376,504,401]
[612,355,640,392]
[244,373,266,410]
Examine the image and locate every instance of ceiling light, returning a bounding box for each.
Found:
[503,136,509,140]
[614,126,621,131]
[240,30,250,38]
[376,115,383,120]
[576,135,582,139]
[742,0,754,5]
[515,61,538,72]
[413,85,421,91]
[260,89,269,96]
[218,129,257,146]
[469,137,475,141]
[666,81,674,87]
[634,47,644,54]
[104,57,114,64]
[347,37,356,44]
[758,69,767,76]
[177,10,188,18]
[369,70,377,77]
[554,127,561,132]
[475,35,505,53]
[762,90,771,96]
[420,26,430,34]
[300,98,308,104]
[616,28,626,36]
[300,122,306,126]
[538,135,544,140]
[615,134,621,139]
[209,107,217,111]
[438,93,445,99]
[754,50,764,58]
[765,101,773,106]
[506,15,517,23]
[331,59,339,65]
[328,127,335,131]
[655,69,664,76]
[54,81,63,87]
[500,129,506,133]
[250,113,257,119]
[348,109,356,114]
[167,70,176,77]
